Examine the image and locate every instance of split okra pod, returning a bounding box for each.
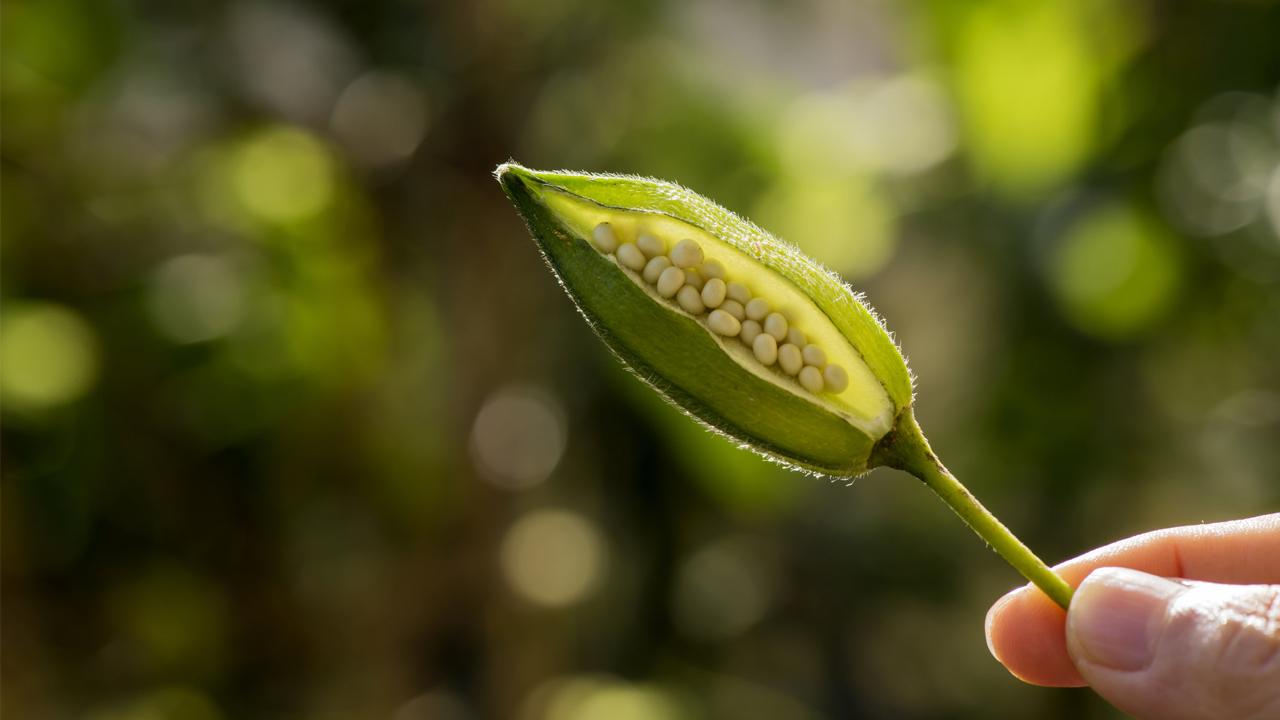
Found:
[496,163,1074,610]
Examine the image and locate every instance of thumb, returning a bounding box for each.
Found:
[1066,567,1280,720]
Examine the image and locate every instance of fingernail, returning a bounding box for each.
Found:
[1067,567,1182,671]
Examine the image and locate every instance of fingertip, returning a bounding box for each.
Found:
[984,586,1018,659]
[986,584,1086,687]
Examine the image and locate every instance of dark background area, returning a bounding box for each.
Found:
[3,0,1279,718]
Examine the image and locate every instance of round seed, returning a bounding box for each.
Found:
[701,278,726,308]
[720,299,745,321]
[726,282,751,304]
[642,255,672,284]
[764,313,788,342]
[677,285,705,314]
[740,319,762,345]
[670,239,704,268]
[683,267,705,291]
[778,343,803,375]
[701,259,725,279]
[752,333,778,366]
[636,234,665,258]
[656,266,685,298]
[787,327,806,347]
[802,344,827,368]
[707,309,741,337]
[745,297,770,321]
[617,243,646,271]
[799,366,825,393]
[823,364,849,393]
[592,222,619,253]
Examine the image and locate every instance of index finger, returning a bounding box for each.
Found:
[984,512,1280,687]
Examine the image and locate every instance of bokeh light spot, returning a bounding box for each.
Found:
[110,564,229,678]
[225,1,358,125]
[777,92,864,177]
[471,385,567,489]
[853,75,957,176]
[1157,92,1280,245]
[500,509,604,608]
[566,684,681,720]
[953,2,1102,193]
[1158,121,1273,237]
[0,302,98,412]
[330,71,430,169]
[527,676,683,720]
[672,537,773,641]
[232,126,336,224]
[1048,203,1182,339]
[147,254,246,344]
[755,176,896,280]
[776,78,956,179]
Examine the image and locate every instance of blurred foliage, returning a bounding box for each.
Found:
[3,0,1280,718]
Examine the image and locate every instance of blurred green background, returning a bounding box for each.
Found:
[3,0,1279,718]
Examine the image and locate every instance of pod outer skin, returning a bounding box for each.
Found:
[498,163,912,476]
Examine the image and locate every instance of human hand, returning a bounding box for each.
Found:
[985,513,1280,720]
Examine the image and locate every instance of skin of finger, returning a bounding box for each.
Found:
[985,513,1280,687]
[986,585,1085,686]
[1066,580,1280,720]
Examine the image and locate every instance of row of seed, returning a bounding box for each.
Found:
[591,222,849,395]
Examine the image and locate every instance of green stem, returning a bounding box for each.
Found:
[873,411,1074,610]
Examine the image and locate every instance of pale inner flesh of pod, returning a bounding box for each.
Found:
[539,188,894,434]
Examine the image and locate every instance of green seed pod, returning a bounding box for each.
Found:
[496,162,912,476]
[496,162,1076,611]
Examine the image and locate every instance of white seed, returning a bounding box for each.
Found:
[642,255,672,284]
[656,266,685,298]
[707,309,741,337]
[823,364,849,393]
[720,299,745,321]
[802,344,827,368]
[683,267,705,291]
[617,243,646,271]
[677,285,705,314]
[787,327,806,347]
[764,313,788,342]
[745,297,770,321]
[701,259,725,279]
[778,343,803,375]
[740,319,762,345]
[752,333,778,366]
[701,278,726,308]
[726,281,751,304]
[592,222,619,253]
[636,234,665,258]
[799,366,825,393]
[670,239,704,268]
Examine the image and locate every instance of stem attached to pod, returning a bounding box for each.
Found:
[872,411,1074,610]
